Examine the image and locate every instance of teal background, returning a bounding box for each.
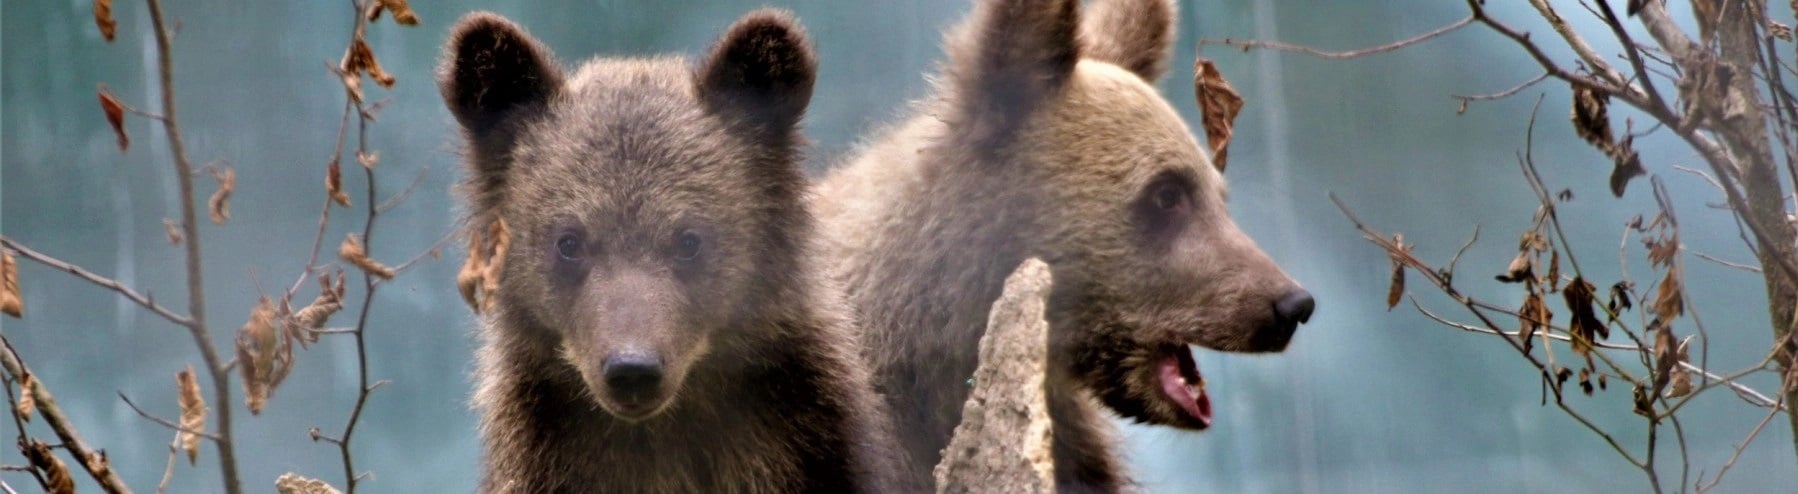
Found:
[3,0,1794,492]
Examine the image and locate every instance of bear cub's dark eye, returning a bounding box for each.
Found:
[674,230,703,262]
[555,232,583,261]
[1152,181,1187,211]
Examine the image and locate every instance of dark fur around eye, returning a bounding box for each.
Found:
[1134,172,1194,240]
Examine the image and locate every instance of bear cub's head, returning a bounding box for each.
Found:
[441,11,817,422]
[940,0,1315,430]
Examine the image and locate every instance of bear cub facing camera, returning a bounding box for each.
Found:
[440,11,902,493]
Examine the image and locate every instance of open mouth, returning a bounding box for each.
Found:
[1155,344,1212,429]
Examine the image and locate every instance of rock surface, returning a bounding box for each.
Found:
[934,258,1055,493]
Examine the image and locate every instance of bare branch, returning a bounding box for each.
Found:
[1454,72,1550,114]
[116,391,221,442]
[0,236,194,328]
[1200,15,1474,59]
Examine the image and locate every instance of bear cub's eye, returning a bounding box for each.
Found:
[674,230,703,262]
[1152,182,1186,211]
[555,232,583,261]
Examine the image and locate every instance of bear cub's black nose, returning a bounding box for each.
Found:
[1274,288,1316,325]
[602,353,664,397]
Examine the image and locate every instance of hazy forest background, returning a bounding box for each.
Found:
[2,0,1793,492]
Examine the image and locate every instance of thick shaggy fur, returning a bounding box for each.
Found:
[441,11,902,493]
[814,0,1312,491]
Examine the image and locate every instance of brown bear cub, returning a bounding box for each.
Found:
[813,0,1316,491]
[440,11,903,493]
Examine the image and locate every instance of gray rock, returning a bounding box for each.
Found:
[934,258,1055,493]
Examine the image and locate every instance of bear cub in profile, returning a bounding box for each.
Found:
[813,0,1315,491]
[440,10,902,493]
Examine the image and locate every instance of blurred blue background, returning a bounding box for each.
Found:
[3,0,1793,492]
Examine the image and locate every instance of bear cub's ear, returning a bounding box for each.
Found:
[438,12,564,151]
[696,9,817,139]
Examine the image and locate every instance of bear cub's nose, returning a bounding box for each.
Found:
[1274,288,1316,325]
[602,353,664,398]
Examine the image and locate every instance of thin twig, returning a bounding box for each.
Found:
[1695,397,1785,493]
[1,374,49,491]
[1453,72,1550,114]
[375,165,429,214]
[0,236,193,328]
[116,392,221,441]
[1200,15,1475,59]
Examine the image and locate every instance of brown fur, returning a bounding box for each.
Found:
[441,11,904,493]
[814,0,1314,491]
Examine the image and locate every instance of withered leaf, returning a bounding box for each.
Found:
[93,0,116,42]
[1571,82,1612,148]
[276,472,345,494]
[209,167,235,224]
[235,298,287,414]
[1607,280,1635,320]
[1578,367,1594,395]
[1771,22,1794,41]
[98,86,129,152]
[1654,267,1685,320]
[1,249,21,318]
[1563,277,1606,355]
[1193,58,1244,173]
[164,218,184,245]
[1496,251,1532,283]
[1608,136,1645,197]
[24,439,74,494]
[1519,292,1551,353]
[357,150,379,170]
[1386,234,1405,310]
[374,0,419,26]
[1633,384,1654,417]
[16,374,35,422]
[1645,232,1678,268]
[1555,366,1573,386]
[176,364,206,465]
[340,235,395,280]
[1545,250,1561,292]
[287,270,345,348]
[327,159,351,207]
[1667,336,1693,398]
[344,38,397,89]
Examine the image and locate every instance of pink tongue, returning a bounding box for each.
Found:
[1158,355,1213,427]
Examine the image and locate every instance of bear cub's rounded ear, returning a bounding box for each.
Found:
[696,9,817,138]
[438,12,564,146]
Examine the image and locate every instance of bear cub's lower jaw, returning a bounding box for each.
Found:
[592,383,676,422]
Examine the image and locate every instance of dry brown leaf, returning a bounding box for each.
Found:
[164,218,184,245]
[327,159,351,207]
[1545,250,1561,292]
[375,0,419,25]
[236,298,282,414]
[1654,267,1685,320]
[1607,136,1646,197]
[1770,21,1793,41]
[98,86,129,152]
[339,235,396,280]
[482,218,512,314]
[457,226,486,313]
[357,150,379,169]
[1496,251,1532,283]
[176,365,206,465]
[93,0,116,42]
[209,167,235,224]
[1571,83,1612,148]
[1519,293,1551,354]
[345,38,397,89]
[276,472,344,494]
[1385,258,1403,311]
[24,439,74,494]
[1193,58,1243,173]
[287,271,345,348]
[1563,277,1605,355]
[1,250,21,318]
[16,374,36,422]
